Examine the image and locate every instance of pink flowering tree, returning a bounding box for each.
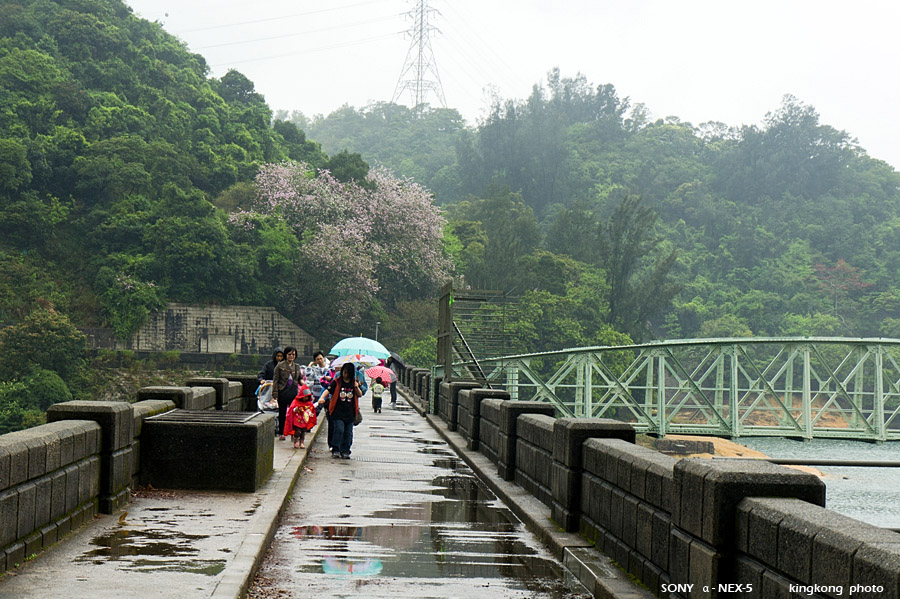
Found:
[230,161,451,327]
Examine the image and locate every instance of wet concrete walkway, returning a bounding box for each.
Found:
[248,399,590,599]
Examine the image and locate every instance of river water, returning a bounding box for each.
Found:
[739,437,900,529]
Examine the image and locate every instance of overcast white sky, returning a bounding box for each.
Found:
[125,0,900,169]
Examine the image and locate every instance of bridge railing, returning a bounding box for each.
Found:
[439,337,900,441]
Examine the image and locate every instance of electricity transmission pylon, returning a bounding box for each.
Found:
[392,0,446,109]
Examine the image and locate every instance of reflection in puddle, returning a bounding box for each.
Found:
[322,556,382,576]
[286,469,584,595]
[417,446,456,456]
[255,404,590,598]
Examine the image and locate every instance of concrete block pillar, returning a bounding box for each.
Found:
[550,418,635,532]
[186,377,231,410]
[460,389,510,451]
[411,369,429,398]
[225,374,261,410]
[496,401,556,481]
[439,381,479,431]
[47,401,134,514]
[420,372,432,406]
[670,458,826,592]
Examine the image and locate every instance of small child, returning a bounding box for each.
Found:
[371,377,385,413]
[284,384,317,448]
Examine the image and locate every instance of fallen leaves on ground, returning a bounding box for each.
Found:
[247,572,292,599]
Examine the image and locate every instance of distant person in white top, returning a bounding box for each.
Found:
[371,377,385,413]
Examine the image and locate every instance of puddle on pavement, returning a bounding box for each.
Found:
[128,558,226,576]
[286,463,588,597]
[417,446,456,456]
[77,528,225,575]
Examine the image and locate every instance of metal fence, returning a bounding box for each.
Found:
[438,337,900,441]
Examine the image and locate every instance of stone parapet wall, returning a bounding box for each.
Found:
[580,438,678,593]
[403,365,898,598]
[438,381,478,431]
[0,376,260,575]
[514,414,555,507]
[478,398,504,467]
[457,388,510,451]
[734,497,900,599]
[0,421,101,572]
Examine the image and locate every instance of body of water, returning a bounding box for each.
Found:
[739,437,900,529]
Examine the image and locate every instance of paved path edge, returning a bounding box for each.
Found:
[210,420,324,599]
[401,387,655,599]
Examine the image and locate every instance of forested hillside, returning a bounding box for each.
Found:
[0,0,447,432]
[3,0,900,434]
[299,68,900,344]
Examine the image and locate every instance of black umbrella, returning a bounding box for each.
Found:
[388,351,406,369]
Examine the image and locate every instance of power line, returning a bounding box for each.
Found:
[439,1,533,93]
[195,13,403,50]
[177,0,394,34]
[210,31,403,68]
[392,0,446,109]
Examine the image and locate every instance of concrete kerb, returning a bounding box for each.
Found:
[209,418,324,599]
[400,387,654,599]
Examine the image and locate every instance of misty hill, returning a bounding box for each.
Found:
[294,70,900,342]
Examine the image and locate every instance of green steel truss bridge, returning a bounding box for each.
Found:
[442,337,900,441]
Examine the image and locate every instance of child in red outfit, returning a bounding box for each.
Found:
[284,384,317,448]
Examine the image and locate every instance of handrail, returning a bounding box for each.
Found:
[441,337,900,441]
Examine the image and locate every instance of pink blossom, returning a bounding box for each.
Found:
[232,160,452,323]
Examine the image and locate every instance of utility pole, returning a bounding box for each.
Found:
[392,0,446,109]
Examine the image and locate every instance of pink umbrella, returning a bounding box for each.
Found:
[364,365,397,383]
[331,354,380,368]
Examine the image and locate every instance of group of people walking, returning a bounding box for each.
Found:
[257,348,398,459]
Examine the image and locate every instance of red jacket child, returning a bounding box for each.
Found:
[284,384,317,445]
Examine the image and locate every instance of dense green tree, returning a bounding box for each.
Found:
[444,186,539,290]
[0,381,45,435]
[0,308,87,382]
[304,102,465,202]
[324,150,371,187]
[596,195,679,341]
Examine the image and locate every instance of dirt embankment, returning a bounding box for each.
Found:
[660,434,826,478]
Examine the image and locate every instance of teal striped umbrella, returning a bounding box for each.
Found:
[329,336,390,359]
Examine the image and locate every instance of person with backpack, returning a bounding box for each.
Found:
[371,377,385,413]
[316,362,361,459]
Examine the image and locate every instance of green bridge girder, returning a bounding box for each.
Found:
[441,337,900,441]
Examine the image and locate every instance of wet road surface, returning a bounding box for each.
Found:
[249,399,590,599]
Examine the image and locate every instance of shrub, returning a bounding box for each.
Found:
[21,368,72,410]
[0,381,44,435]
[157,350,181,367]
[400,334,436,368]
[0,308,87,382]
